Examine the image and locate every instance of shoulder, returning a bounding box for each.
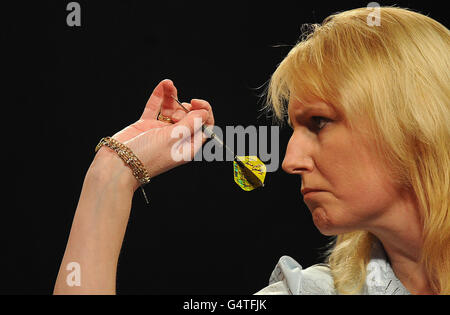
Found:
[255,256,336,295]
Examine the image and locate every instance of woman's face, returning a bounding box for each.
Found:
[283,97,407,236]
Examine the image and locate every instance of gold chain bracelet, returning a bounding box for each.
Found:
[95,137,151,204]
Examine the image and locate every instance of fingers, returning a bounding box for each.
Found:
[170,99,214,133]
[159,92,183,120]
[190,99,214,127]
[165,99,214,125]
[168,109,209,163]
[140,79,177,120]
[140,80,215,134]
[170,102,192,122]
[168,98,215,124]
[171,109,209,135]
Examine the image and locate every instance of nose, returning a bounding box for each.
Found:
[282,132,314,175]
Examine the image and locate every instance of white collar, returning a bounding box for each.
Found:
[363,240,410,295]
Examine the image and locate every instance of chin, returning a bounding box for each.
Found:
[311,207,339,236]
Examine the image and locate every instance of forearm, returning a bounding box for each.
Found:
[54,148,137,294]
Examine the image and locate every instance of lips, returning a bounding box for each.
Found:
[301,188,324,195]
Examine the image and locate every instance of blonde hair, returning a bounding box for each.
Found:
[265,7,450,294]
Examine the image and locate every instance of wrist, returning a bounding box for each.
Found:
[87,146,140,193]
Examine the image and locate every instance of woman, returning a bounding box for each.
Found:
[54,7,449,294]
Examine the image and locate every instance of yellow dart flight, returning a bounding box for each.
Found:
[233,156,266,191]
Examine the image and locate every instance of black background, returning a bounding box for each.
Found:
[5,1,448,294]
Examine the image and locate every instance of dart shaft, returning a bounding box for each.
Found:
[201,125,236,159]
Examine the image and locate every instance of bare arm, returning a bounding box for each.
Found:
[53,79,214,294]
[53,148,137,294]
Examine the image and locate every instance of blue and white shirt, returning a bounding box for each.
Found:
[255,241,410,295]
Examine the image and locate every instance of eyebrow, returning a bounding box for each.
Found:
[287,107,316,128]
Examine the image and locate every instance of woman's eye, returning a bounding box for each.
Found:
[311,116,329,131]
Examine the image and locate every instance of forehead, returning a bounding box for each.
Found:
[288,95,331,110]
[287,97,335,119]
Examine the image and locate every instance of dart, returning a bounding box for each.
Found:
[171,96,266,191]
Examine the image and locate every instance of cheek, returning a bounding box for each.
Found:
[340,153,395,214]
[321,134,387,206]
